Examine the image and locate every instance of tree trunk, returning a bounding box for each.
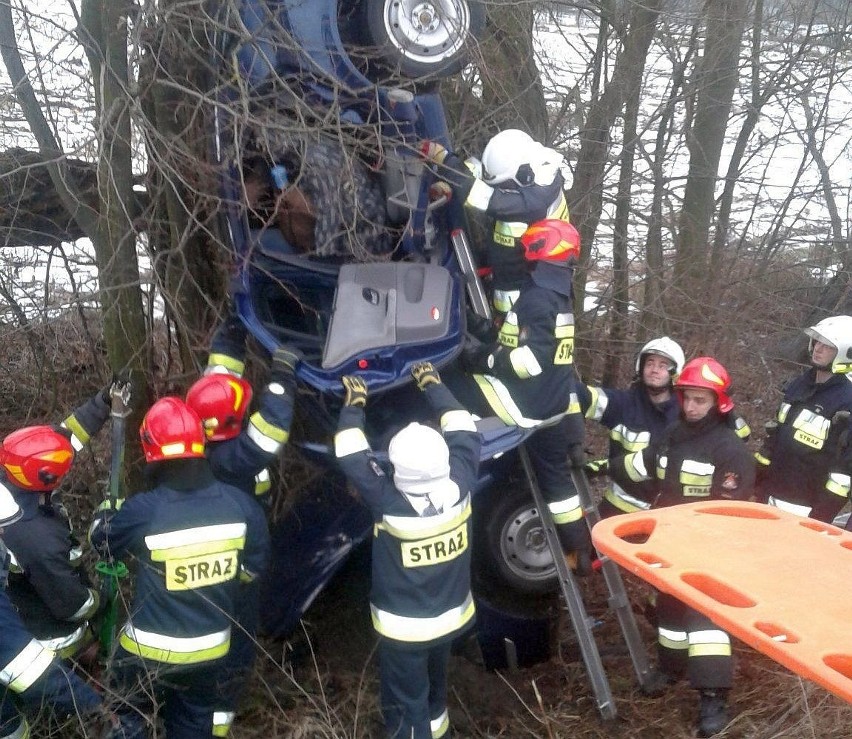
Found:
[604,68,641,386]
[639,27,699,339]
[477,3,548,142]
[0,149,99,247]
[139,1,230,374]
[567,0,663,326]
[673,0,748,295]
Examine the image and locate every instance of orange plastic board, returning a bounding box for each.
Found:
[591,501,852,703]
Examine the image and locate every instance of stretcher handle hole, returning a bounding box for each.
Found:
[754,621,799,644]
[694,504,780,520]
[799,520,842,536]
[823,654,852,682]
[611,517,656,544]
[680,572,756,608]
[635,552,670,568]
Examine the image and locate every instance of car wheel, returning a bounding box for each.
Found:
[359,0,485,79]
[473,482,558,595]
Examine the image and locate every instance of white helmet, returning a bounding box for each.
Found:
[388,422,455,497]
[481,129,538,185]
[0,482,22,527]
[804,315,852,373]
[634,336,686,376]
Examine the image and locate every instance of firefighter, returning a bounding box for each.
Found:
[578,338,751,517]
[577,337,687,516]
[421,129,570,317]
[89,397,270,739]
[756,315,852,523]
[185,313,300,736]
[188,312,299,505]
[0,386,117,661]
[334,363,480,739]
[613,357,755,737]
[464,219,590,572]
[0,484,111,738]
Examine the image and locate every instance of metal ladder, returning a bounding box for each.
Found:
[518,445,655,720]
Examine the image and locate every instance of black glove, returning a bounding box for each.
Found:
[466,310,497,344]
[461,337,498,374]
[213,310,248,346]
[412,362,441,391]
[342,376,368,408]
[271,346,302,384]
[567,443,586,469]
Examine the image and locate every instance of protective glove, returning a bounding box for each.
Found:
[466,310,497,344]
[755,420,778,465]
[212,310,248,352]
[461,338,499,374]
[342,375,368,408]
[566,443,586,469]
[419,139,448,165]
[428,180,452,203]
[412,362,441,391]
[271,346,302,385]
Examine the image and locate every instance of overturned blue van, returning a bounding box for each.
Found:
[209,0,559,669]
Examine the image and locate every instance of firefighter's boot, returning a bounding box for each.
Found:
[697,689,729,737]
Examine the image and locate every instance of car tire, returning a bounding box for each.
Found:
[473,482,558,595]
[355,0,485,80]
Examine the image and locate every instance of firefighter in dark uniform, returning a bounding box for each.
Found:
[335,363,480,739]
[612,357,755,737]
[0,485,110,739]
[185,314,300,737]
[577,337,686,516]
[89,397,270,739]
[578,340,751,517]
[756,315,852,523]
[465,219,589,571]
[421,129,570,317]
[0,387,115,661]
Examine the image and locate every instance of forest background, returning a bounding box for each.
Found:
[1,0,852,736]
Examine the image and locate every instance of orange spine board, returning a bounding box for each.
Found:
[591,501,852,703]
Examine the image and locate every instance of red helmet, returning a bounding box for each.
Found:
[675,357,734,413]
[140,397,205,463]
[0,426,74,491]
[520,219,580,265]
[185,374,253,442]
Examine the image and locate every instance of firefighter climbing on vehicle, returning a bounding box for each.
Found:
[756,315,852,523]
[0,384,121,663]
[461,218,591,574]
[0,482,116,739]
[420,129,570,319]
[612,356,755,736]
[89,396,270,738]
[185,310,300,737]
[334,363,480,739]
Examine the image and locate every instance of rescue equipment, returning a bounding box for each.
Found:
[591,500,852,703]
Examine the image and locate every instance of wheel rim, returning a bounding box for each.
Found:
[382,0,471,65]
[498,505,556,583]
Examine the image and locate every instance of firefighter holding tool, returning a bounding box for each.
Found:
[0,384,123,662]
